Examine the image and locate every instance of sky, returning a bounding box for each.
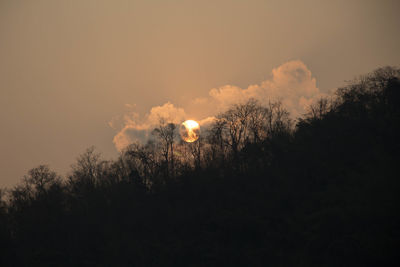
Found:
[0,0,399,187]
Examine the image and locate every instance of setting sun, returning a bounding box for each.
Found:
[180,120,200,143]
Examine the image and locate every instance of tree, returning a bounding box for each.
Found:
[187,136,203,170]
[152,118,177,177]
[209,99,292,160]
[68,146,106,198]
[21,165,61,199]
[123,141,159,188]
[214,100,253,158]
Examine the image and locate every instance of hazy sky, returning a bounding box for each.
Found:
[1,0,399,187]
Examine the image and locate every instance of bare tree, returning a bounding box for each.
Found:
[122,141,158,188]
[23,165,61,197]
[307,98,330,120]
[187,136,203,170]
[152,118,177,177]
[216,105,248,157]
[209,99,292,161]
[71,147,101,180]
[247,99,269,143]
[265,101,292,136]
[67,146,107,197]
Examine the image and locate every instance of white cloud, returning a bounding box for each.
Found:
[111,60,330,151]
[196,60,327,118]
[112,102,186,151]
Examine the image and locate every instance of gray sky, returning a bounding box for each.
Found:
[1,0,399,187]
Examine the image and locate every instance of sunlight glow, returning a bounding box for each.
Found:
[180,120,200,143]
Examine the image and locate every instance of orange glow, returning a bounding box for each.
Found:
[180,120,200,142]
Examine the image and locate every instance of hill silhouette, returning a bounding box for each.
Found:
[0,67,399,266]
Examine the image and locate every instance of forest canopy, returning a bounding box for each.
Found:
[0,67,399,266]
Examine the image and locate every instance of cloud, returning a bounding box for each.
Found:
[147,102,186,125]
[112,102,186,151]
[194,60,327,118]
[111,60,330,151]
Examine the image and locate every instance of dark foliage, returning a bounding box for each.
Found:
[1,67,399,266]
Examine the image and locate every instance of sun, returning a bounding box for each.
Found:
[180,120,200,143]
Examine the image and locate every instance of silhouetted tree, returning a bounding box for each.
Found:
[152,118,177,178]
[1,66,399,266]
